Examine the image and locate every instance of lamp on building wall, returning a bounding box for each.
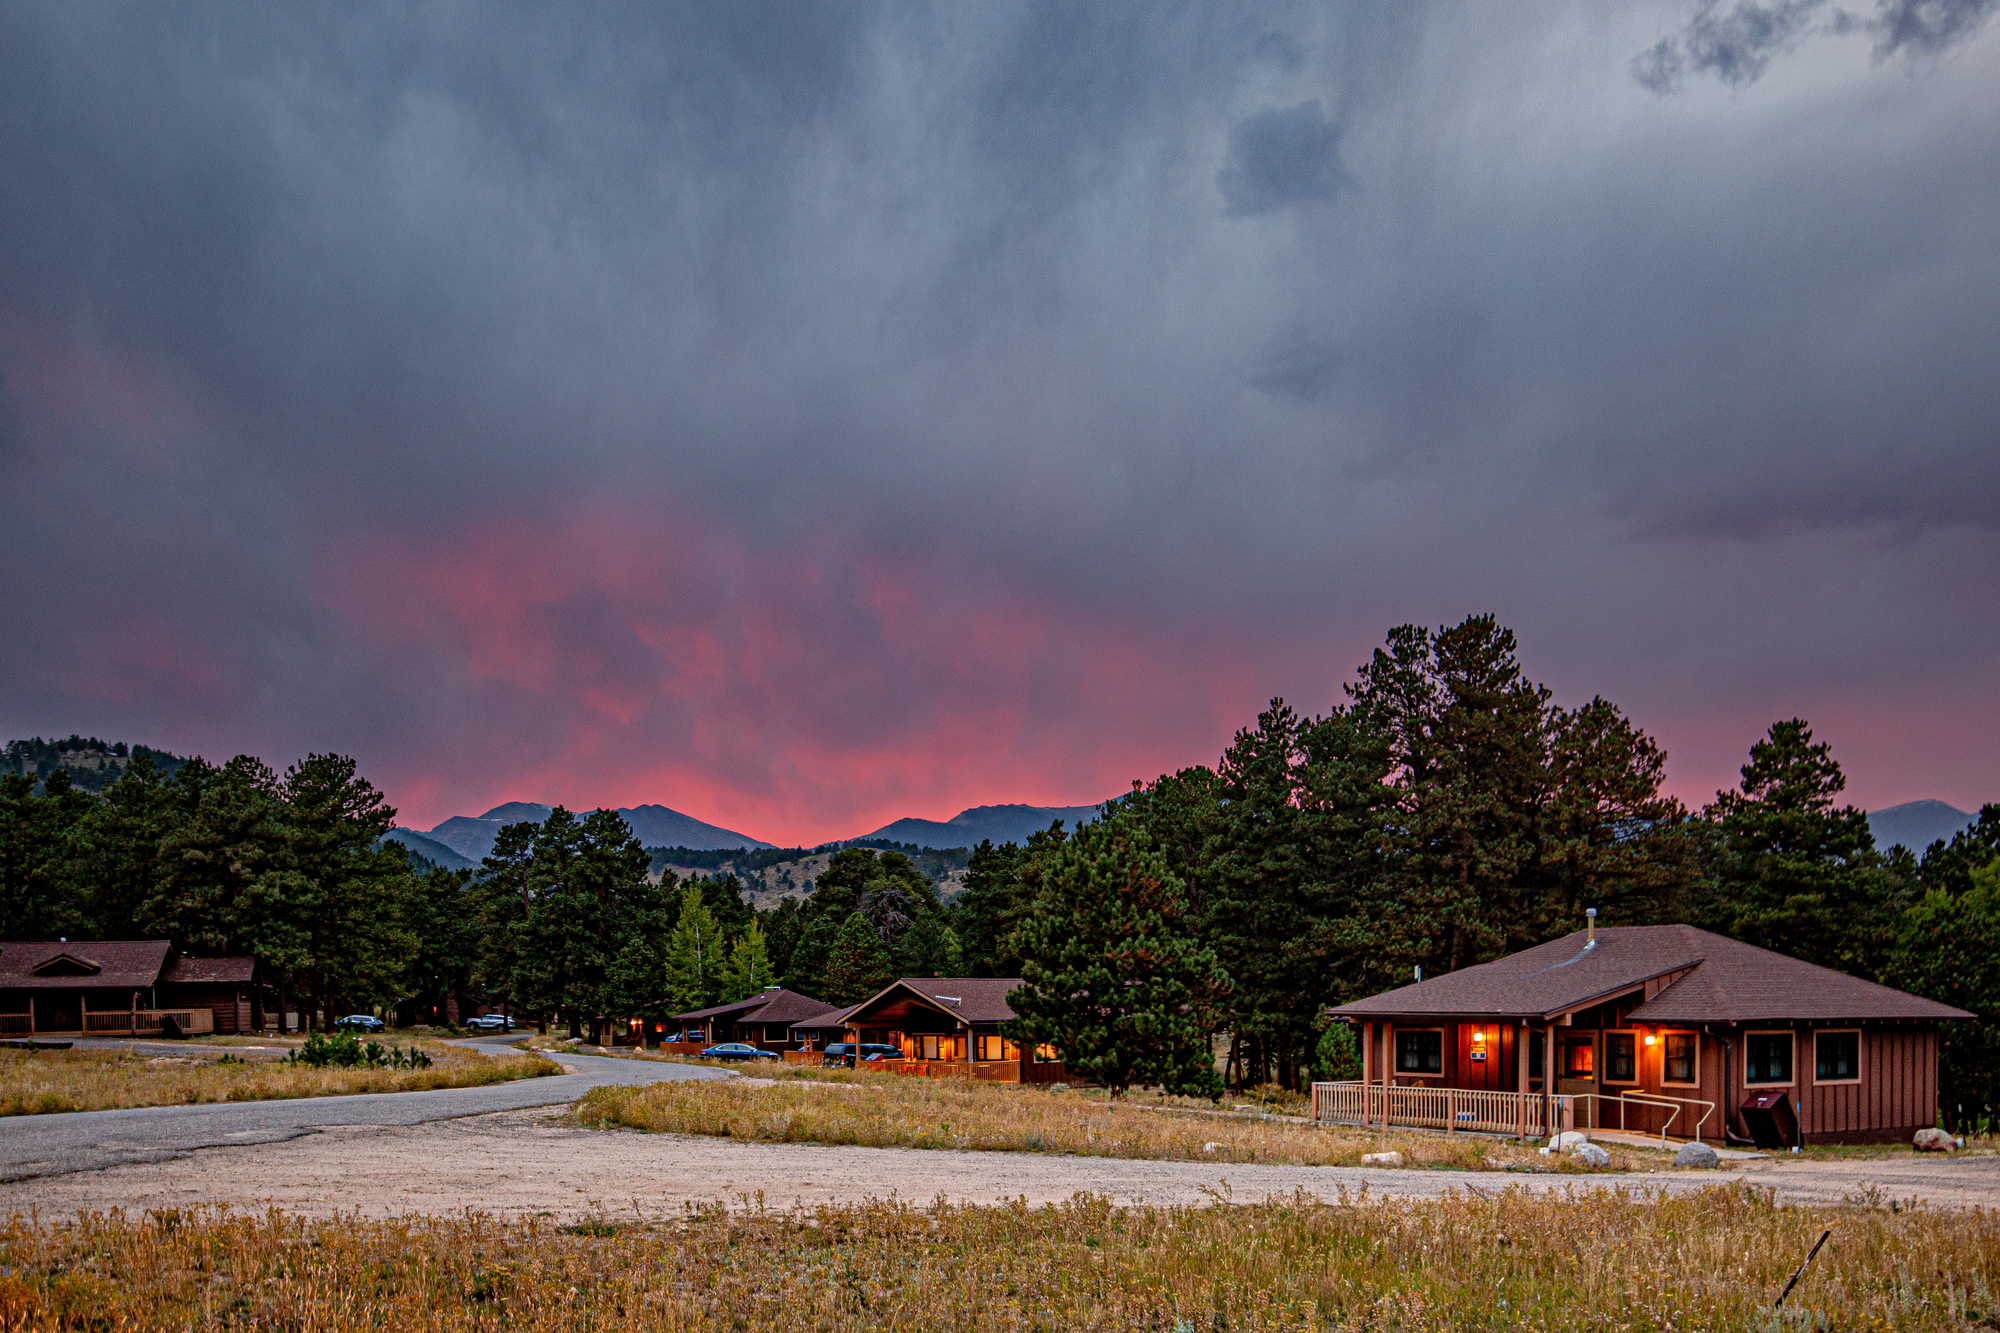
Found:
[1644,1032,1657,1046]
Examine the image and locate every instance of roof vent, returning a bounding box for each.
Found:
[1585,907,1598,950]
[933,994,962,1005]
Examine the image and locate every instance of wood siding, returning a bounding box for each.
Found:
[1798,1027,1936,1142]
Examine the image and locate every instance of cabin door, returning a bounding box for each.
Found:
[1556,1030,1600,1128]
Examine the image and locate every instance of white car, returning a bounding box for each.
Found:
[463,1014,515,1032]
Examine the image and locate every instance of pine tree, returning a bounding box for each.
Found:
[723,917,776,1001]
[1697,719,1901,978]
[822,909,894,1004]
[1007,814,1230,1098]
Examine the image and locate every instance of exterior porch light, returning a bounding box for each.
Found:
[1471,1029,1485,1043]
[1644,1032,1657,1046]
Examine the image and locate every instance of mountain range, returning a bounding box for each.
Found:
[385,797,1116,868]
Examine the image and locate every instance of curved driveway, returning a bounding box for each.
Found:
[0,1036,731,1184]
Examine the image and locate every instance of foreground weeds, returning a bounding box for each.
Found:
[578,1074,1654,1171]
[0,1043,560,1115]
[0,1186,1992,1330]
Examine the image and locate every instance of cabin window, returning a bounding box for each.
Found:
[1745,1032,1793,1085]
[921,1034,941,1061]
[1663,1033,1698,1085]
[1814,1031,1861,1083]
[1396,1030,1443,1074]
[1603,1032,1637,1083]
[976,1034,1005,1062]
[1562,1034,1596,1079]
[1035,1043,1058,1063]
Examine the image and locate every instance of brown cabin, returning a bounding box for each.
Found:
[1324,924,1970,1147]
[669,987,843,1050]
[0,940,270,1037]
[809,977,1068,1084]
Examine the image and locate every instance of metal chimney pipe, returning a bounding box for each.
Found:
[1585,907,1597,945]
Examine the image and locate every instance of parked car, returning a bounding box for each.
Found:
[463,1014,514,1032]
[666,1030,707,1044]
[821,1042,904,1066]
[699,1042,780,1062]
[334,1014,385,1033]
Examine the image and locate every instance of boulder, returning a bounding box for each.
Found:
[1913,1127,1956,1152]
[1674,1141,1721,1169]
[1549,1131,1591,1152]
[1573,1142,1611,1168]
[1360,1150,1404,1167]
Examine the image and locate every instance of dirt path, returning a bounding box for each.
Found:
[9,1104,1998,1221]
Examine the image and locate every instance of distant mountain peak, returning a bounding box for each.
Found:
[424,800,770,862]
[856,800,1114,850]
[1868,799,1976,853]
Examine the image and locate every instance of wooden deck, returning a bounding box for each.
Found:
[1311,1081,1573,1138]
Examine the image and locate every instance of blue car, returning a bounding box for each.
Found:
[334,1014,385,1033]
[699,1042,780,1062]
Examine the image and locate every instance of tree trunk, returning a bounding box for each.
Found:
[1225,1030,1241,1091]
[567,1008,582,1040]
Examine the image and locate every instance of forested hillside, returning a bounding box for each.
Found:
[3,737,185,791]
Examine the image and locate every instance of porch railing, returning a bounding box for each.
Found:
[1574,1090,1715,1145]
[77,1009,217,1036]
[1311,1082,1573,1138]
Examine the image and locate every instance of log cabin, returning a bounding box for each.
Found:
[0,940,270,1037]
[1322,923,1970,1146]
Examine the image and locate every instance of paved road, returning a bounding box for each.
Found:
[0,1036,731,1184]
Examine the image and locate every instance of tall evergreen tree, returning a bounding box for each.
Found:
[1007,815,1229,1098]
[1696,719,1901,978]
[1885,858,2000,1133]
[280,753,414,1029]
[822,909,895,1004]
[722,916,776,1001]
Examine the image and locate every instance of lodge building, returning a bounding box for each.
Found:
[1323,923,1969,1146]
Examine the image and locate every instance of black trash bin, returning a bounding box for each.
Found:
[1739,1091,1799,1150]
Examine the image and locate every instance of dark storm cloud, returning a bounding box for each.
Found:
[1217,100,1349,215]
[1634,0,1997,90]
[0,1,1995,831]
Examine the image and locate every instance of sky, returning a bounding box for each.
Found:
[2,1,1995,846]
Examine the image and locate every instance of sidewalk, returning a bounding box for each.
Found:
[1585,1128,1766,1161]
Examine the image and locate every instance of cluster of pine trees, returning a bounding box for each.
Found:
[6,613,1996,1116]
[970,617,2000,1108]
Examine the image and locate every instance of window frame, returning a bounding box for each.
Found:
[1661,1030,1701,1088]
[1601,1029,1640,1085]
[1812,1029,1862,1086]
[1394,1027,1447,1078]
[1034,1042,1058,1063]
[975,1032,1006,1063]
[1560,1030,1598,1081]
[920,1034,941,1062]
[1743,1029,1795,1088]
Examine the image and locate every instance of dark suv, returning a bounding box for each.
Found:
[821,1042,903,1067]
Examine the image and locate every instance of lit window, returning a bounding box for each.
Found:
[1665,1033,1698,1084]
[1604,1032,1636,1082]
[1563,1036,1595,1078]
[921,1034,940,1061]
[1396,1030,1443,1074]
[977,1033,1004,1062]
[1814,1031,1859,1081]
[1745,1033,1792,1085]
[1035,1043,1058,1063]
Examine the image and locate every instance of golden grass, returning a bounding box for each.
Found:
[0,1042,561,1115]
[577,1071,1666,1172]
[0,1186,1992,1329]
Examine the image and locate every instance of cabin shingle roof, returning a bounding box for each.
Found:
[674,987,839,1026]
[1328,925,1971,1024]
[0,940,173,990]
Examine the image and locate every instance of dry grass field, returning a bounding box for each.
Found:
[577,1071,1667,1172]
[0,1042,561,1115]
[0,1185,1990,1330]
